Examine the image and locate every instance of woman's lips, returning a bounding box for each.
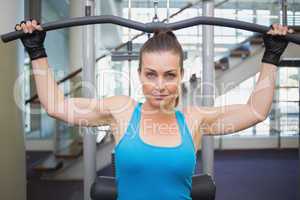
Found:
[153,95,168,100]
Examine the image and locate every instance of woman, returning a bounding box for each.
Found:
[15,20,293,199]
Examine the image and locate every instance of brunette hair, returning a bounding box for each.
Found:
[138,29,184,107]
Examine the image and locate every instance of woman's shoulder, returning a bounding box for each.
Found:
[109,96,138,145]
[180,105,205,135]
[180,105,204,123]
[109,95,137,120]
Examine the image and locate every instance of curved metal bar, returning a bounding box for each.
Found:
[1,15,300,44]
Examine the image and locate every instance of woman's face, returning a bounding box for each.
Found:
[138,51,183,109]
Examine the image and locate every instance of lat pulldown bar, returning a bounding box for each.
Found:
[1,15,300,44]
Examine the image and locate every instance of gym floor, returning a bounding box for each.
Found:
[26,149,298,200]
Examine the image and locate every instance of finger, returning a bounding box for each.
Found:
[273,24,282,35]
[268,24,274,33]
[274,25,282,35]
[276,25,283,35]
[279,25,286,35]
[20,21,28,33]
[26,20,33,33]
[33,20,43,31]
[271,23,278,30]
[278,28,284,35]
[32,24,43,31]
[32,23,38,31]
[31,19,42,30]
[282,26,288,35]
[288,28,295,34]
[15,24,21,31]
[36,24,43,31]
[267,24,275,34]
[267,29,274,35]
[269,29,277,35]
[273,24,280,31]
[268,24,277,35]
[31,19,38,28]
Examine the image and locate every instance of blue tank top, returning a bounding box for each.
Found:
[114,102,196,200]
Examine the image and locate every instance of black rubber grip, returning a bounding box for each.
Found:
[2,15,300,44]
[90,174,216,200]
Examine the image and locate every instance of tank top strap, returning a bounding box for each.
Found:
[175,108,194,146]
[124,102,142,138]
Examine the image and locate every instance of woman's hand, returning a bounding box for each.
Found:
[15,19,47,61]
[262,24,294,66]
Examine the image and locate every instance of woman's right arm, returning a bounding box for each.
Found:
[31,58,133,127]
[18,20,134,127]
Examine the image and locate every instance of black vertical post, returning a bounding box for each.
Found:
[25,0,42,135]
[25,0,41,20]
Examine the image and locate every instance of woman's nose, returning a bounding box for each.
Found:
[155,78,166,90]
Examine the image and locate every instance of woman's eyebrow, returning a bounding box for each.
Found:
[165,70,177,73]
[144,67,156,72]
[144,67,177,73]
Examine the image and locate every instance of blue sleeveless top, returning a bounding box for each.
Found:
[114,102,196,200]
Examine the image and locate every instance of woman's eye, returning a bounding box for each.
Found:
[166,74,176,79]
[146,73,156,79]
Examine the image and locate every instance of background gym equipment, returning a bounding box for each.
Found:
[277,58,300,189]
[90,174,216,200]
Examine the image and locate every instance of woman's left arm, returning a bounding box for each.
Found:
[193,63,276,136]
[192,24,294,136]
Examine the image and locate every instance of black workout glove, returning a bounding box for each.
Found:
[15,20,47,61]
[262,26,289,66]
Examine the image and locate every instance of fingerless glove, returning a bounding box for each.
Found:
[15,20,47,61]
[262,26,288,66]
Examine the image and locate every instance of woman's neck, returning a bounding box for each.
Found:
[142,101,176,118]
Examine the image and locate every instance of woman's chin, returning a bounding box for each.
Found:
[150,98,172,107]
[150,99,163,106]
